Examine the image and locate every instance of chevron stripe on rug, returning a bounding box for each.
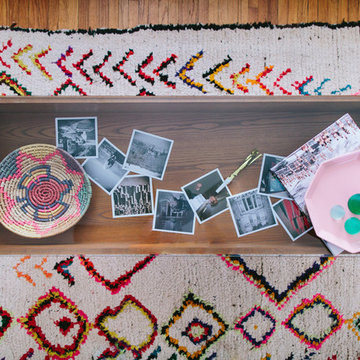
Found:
[0,22,359,96]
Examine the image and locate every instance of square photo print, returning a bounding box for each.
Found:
[258,153,291,199]
[153,190,195,235]
[82,138,129,195]
[111,175,153,218]
[123,129,174,180]
[181,169,231,224]
[227,189,278,237]
[55,116,98,158]
[272,199,313,241]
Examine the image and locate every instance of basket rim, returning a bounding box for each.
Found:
[0,143,92,238]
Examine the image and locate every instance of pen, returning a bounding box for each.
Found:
[215,150,262,193]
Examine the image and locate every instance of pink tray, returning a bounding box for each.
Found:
[305,150,360,253]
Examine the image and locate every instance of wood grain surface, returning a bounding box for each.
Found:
[0,2,358,254]
[0,96,359,254]
[0,0,358,30]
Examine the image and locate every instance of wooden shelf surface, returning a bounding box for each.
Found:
[0,96,359,254]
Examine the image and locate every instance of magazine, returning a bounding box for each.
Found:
[271,113,360,214]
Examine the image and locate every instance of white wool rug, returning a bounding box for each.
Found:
[0,23,360,359]
[0,254,359,359]
[0,23,359,96]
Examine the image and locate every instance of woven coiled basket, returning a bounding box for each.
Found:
[0,144,92,238]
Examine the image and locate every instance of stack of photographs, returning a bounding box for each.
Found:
[257,153,314,242]
[54,116,345,252]
[56,120,197,235]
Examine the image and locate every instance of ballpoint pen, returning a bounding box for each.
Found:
[215,150,262,193]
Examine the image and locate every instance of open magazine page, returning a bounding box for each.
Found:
[271,113,360,214]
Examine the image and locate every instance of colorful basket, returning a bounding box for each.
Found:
[0,144,92,238]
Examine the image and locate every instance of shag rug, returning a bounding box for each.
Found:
[0,23,359,96]
[0,23,360,359]
[0,254,359,359]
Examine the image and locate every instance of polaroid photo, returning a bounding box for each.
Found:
[181,169,231,224]
[272,199,313,241]
[111,175,153,218]
[257,153,292,199]
[227,188,278,238]
[55,116,98,159]
[153,190,196,235]
[82,138,129,195]
[123,129,174,180]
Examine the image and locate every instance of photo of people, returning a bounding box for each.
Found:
[55,117,98,158]
[82,138,129,195]
[153,190,195,234]
[123,129,174,180]
[258,153,291,199]
[111,175,153,218]
[272,199,313,241]
[227,189,278,237]
[181,169,231,224]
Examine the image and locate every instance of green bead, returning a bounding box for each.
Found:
[348,194,360,215]
[344,217,360,235]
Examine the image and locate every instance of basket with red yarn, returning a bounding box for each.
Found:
[0,144,92,238]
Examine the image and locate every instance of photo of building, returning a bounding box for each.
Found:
[228,189,277,237]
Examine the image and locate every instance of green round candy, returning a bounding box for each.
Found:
[344,217,360,235]
[348,194,360,215]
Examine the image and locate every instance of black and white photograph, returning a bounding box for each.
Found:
[181,169,231,224]
[258,153,291,199]
[82,138,129,195]
[111,175,153,218]
[123,129,174,180]
[153,190,195,234]
[272,199,313,241]
[55,116,98,158]
[227,189,278,237]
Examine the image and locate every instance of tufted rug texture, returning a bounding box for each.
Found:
[0,254,359,359]
[0,23,359,96]
[0,23,360,360]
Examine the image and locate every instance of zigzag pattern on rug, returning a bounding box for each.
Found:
[0,23,358,96]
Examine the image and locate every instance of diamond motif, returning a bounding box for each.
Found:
[283,293,344,350]
[220,254,334,308]
[54,316,75,336]
[95,295,158,359]
[161,292,228,360]
[182,318,213,345]
[234,305,276,348]
[18,287,91,358]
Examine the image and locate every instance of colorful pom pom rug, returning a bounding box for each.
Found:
[0,23,359,359]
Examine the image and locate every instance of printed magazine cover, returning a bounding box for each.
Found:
[271,113,360,214]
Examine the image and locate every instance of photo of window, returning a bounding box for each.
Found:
[227,189,278,237]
